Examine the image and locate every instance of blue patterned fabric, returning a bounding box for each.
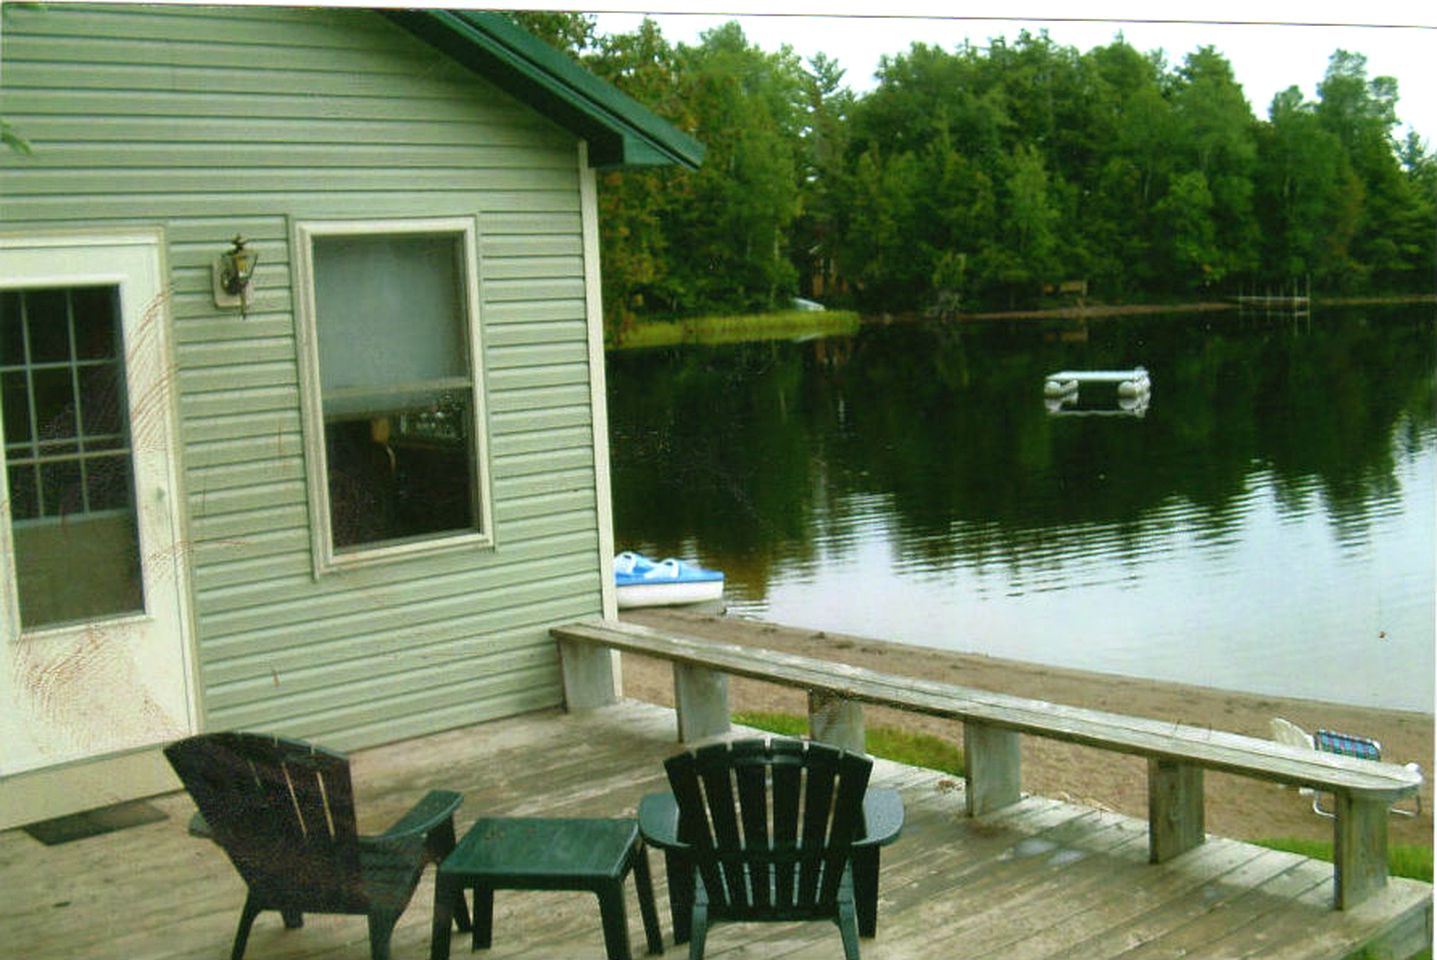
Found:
[1314,729,1382,761]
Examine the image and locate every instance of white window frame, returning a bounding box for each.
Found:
[293,217,494,575]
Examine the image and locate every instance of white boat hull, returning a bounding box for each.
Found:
[616,579,725,609]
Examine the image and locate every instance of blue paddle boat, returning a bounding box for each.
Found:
[614,551,725,609]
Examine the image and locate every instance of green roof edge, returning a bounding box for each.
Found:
[385,9,704,171]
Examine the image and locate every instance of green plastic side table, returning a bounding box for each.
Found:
[431,817,663,960]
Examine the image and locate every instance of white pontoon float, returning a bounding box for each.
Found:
[1043,366,1150,399]
[1044,367,1151,417]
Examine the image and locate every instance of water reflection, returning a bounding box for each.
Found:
[608,307,1436,710]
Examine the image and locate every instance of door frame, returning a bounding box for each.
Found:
[0,227,200,779]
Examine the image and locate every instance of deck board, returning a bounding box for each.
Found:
[1,701,1428,960]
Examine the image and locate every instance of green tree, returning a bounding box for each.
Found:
[1396,133,1437,283]
[586,19,692,332]
[584,17,1431,322]
[1168,47,1260,283]
[1256,86,1361,284]
[503,11,596,56]
[792,52,855,302]
[1076,39,1176,296]
[835,144,923,309]
[1153,171,1222,289]
[984,144,1059,303]
[663,23,805,313]
[1315,51,1429,290]
[918,126,997,312]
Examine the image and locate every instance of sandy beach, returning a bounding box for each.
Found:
[618,608,1433,848]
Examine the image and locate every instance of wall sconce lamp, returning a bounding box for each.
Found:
[213,235,260,315]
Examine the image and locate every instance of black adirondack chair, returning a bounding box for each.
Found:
[164,732,469,960]
[650,737,875,960]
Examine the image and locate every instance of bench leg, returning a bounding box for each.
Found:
[964,721,1022,816]
[809,692,865,755]
[1148,759,1205,863]
[597,880,633,960]
[673,663,730,743]
[559,638,620,709]
[1334,793,1389,910]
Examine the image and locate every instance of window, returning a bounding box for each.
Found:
[296,219,492,569]
[0,284,144,626]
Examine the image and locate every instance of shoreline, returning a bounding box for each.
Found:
[873,293,1436,324]
[608,294,1434,347]
[619,608,1433,847]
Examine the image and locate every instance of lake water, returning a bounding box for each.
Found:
[607,306,1436,712]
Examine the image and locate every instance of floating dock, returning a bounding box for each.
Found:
[1233,277,1312,316]
[1044,367,1151,417]
[1233,295,1311,316]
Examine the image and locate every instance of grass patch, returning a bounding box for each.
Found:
[1253,835,1431,957]
[1252,837,1433,883]
[733,710,963,775]
[733,710,807,738]
[609,308,860,350]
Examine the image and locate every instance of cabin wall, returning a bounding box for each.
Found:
[0,4,607,750]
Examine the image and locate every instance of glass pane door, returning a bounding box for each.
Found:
[0,285,144,628]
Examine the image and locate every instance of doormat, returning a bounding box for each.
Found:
[22,800,168,846]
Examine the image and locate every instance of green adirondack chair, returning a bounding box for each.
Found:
[648,737,879,960]
[164,732,469,960]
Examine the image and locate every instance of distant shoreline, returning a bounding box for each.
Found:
[877,293,1437,324]
[610,295,1434,347]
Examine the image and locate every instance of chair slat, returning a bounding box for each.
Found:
[735,760,770,910]
[667,751,730,911]
[287,754,335,844]
[698,744,749,907]
[772,758,802,908]
[820,757,871,904]
[797,747,838,906]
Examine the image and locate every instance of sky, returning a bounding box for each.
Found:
[583,1,1436,145]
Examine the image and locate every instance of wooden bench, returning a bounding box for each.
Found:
[552,617,1423,911]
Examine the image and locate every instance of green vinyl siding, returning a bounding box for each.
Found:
[1,4,610,750]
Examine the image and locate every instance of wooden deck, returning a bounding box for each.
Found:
[2,702,1430,960]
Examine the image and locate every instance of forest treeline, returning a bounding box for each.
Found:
[521,14,1435,331]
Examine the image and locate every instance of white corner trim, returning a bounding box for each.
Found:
[579,142,620,628]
